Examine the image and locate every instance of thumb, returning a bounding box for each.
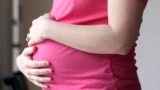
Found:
[22,46,37,56]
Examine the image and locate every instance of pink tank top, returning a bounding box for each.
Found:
[32,0,147,90]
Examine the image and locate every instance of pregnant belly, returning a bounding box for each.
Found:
[32,39,110,73]
[32,39,115,89]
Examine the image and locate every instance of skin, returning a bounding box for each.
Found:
[16,0,146,88]
[16,46,52,88]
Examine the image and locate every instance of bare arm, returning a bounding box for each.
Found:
[29,0,146,55]
[41,0,146,55]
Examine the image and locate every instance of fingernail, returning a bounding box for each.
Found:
[48,69,52,73]
[48,77,52,81]
[44,62,49,65]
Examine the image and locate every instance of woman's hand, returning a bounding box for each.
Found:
[16,46,52,88]
[28,14,52,46]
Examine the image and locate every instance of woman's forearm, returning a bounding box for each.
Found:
[30,0,145,55]
[44,22,129,55]
[43,0,145,55]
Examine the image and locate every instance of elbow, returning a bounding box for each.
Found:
[117,49,130,55]
[100,44,133,55]
[114,43,134,55]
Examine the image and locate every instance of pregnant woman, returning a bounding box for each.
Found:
[17,0,148,90]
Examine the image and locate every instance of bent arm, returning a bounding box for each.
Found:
[44,0,146,55]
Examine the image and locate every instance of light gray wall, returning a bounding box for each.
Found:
[136,0,160,90]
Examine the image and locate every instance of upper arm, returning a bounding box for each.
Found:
[108,0,146,53]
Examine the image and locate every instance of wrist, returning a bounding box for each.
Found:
[42,28,51,40]
[42,20,58,40]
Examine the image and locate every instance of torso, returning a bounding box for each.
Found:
[32,0,147,90]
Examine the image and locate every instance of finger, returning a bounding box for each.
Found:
[26,33,31,42]
[25,68,52,76]
[22,46,36,56]
[28,39,34,46]
[28,40,40,47]
[24,60,50,68]
[29,26,33,33]
[28,75,51,83]
[32,19,37,25]
[27,37,40,47]
[31,80,48,88]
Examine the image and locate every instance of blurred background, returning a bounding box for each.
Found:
[0,0,159,90]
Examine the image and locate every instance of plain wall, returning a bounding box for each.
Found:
[136,0,160,90]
